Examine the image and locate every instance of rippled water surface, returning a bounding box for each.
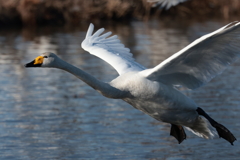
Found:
[0,20,240,160]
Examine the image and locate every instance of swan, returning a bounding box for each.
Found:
[25,22,240,145]
[148,0,188,10]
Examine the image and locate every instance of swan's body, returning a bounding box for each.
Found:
[25,22,240,145]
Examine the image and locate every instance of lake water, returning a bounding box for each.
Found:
[0,19,240,160]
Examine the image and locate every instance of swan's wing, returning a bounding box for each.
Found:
[148,0,188,10]
[81,24,145,75]
[142,21,240,89]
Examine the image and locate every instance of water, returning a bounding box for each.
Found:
[0,20,240,160]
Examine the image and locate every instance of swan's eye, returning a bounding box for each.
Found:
[43,56,48,58]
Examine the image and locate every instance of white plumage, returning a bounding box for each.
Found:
[81,24,145,75]
[142,22,240,89]
[148,0,188,10]
[25,22,240,145]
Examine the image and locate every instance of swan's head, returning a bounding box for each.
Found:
[25,52,60,68]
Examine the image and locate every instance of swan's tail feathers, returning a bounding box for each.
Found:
[185,116,215,140]
[196,107,237,145]
[170,124,186,144]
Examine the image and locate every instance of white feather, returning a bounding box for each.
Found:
[141,21,240,89]
[81,23,145,75]
[148,0,188,10]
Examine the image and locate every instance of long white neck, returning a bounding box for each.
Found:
[54,58,127,99]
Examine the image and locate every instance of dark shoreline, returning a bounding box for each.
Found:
[0,0,240,27]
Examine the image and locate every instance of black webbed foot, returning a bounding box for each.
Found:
[170,124,186,144]
[196,107,236,145]
[214,123,236,145]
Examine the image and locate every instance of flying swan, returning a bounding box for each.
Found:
[148,0,188,10]
[25,22,240,145]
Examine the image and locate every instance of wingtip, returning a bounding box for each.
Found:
[90,23,94,28]
[92,28,105,38]
[234,21,240,26]
[98,28,105,34]
[224,21,240,29]
[86,23,94,38]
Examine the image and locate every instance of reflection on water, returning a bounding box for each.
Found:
[0,20,240,159]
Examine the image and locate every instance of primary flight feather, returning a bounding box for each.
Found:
[25,22,240,145]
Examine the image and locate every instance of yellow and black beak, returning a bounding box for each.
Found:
[25,56,44,67]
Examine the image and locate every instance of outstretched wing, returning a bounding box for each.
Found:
[149,0,188,10]
[142,21,240,89]
[81,24,145,75]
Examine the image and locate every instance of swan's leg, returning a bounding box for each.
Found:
[196,107,236,145]
[170,124,186,144]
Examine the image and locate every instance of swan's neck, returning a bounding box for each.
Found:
[55,59,127,99]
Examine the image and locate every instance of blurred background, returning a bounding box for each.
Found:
[0,0,240,26]
[0,0,240,159]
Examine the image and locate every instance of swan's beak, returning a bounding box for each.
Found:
[25,56,44,67]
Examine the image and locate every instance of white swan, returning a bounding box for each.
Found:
[148,0,188,10]
[25,22,240,145]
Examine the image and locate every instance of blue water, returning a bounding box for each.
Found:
[0,20,240,159]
